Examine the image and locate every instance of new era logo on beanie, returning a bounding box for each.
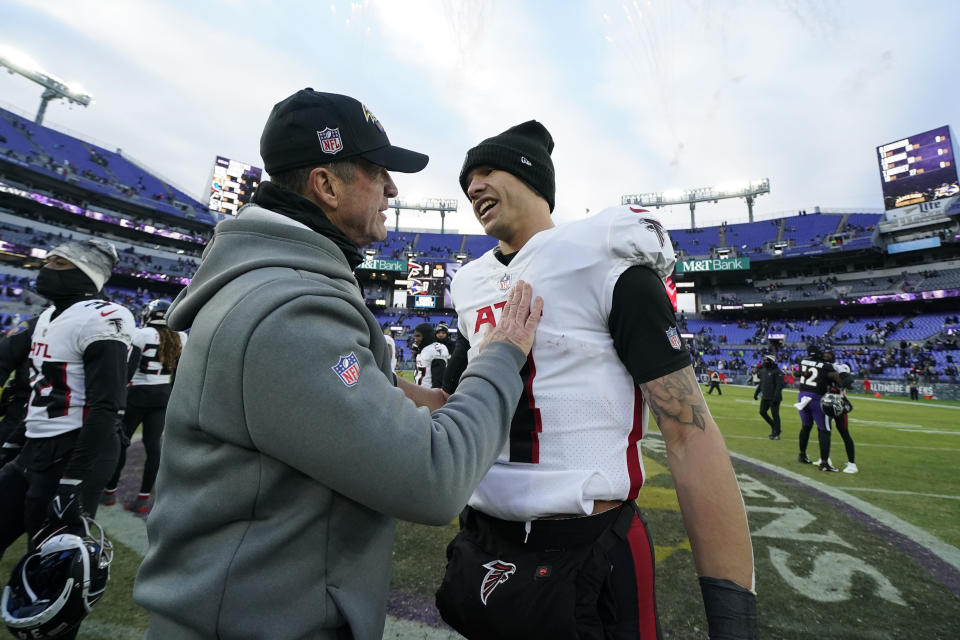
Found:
[459,120,556,212]
[260,89,429,175]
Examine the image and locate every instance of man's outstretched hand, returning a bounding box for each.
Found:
[478,280,543,356]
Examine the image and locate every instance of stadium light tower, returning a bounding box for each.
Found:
[622,179,770,228]
[388,198,458,233]
[0,47,92,125]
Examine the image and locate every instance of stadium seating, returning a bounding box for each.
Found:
[0,106,214,225]
[462,233,498,258]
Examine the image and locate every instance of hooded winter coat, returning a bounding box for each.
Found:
[133,203,526,640]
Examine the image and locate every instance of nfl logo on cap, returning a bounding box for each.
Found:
[332,352,361,386]
[317,127,343,155]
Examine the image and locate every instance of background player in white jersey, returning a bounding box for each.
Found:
[382,325,397,372]
[102,299,186,513]
[820,362,857,474]
[0,240,132,570]
[435,121,757,639]
[413,322,449,387]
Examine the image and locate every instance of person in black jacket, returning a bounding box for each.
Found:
[754,355,785,439]
[435,322,456,353]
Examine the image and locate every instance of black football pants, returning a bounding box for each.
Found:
[759,399,781,435]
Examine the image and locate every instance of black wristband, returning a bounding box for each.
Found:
[699,576,758,640]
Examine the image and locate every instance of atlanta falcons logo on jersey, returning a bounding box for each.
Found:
[480,560,516,605]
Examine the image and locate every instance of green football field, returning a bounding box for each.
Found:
[2,381,958,638]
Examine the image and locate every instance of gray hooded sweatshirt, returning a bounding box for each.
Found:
[133,206,526,639]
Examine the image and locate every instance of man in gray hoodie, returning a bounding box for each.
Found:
[133,89,543,640]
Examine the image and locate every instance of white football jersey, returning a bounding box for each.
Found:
[415,341,450,387]
[26,300,135,438]
[451,205,676,521]
[383,334,397,372]
[130,326,188,386]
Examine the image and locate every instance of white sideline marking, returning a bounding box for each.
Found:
[848,419,924,429]
[79,619,142,639]
[902,429,960,435]
[726,386,960,410]
[96,504,149,557]
[842,487,960,501]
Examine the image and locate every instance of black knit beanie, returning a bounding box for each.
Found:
[459,120,555,212]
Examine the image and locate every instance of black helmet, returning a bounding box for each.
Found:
[2,517,113,639]
[806,344,822,359]
[820,393,845,418]
[140,299,172,327]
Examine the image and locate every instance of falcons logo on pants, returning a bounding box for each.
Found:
[480,560,516,605]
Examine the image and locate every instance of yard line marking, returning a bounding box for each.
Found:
[842,488,960,501]
[849,419,925,429]
[723,386,960,410]
[900,429,960,435]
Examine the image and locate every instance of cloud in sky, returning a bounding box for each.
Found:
[1,0,957,232]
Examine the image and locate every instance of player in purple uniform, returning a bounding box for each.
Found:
[795,346,852,472]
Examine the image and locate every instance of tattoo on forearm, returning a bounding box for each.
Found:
[639,368,709,432]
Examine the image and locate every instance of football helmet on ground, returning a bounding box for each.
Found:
[2,516,113,639]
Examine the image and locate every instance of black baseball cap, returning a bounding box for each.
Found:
[260,89,429,175]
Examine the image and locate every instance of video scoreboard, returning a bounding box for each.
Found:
[406,260,448,309]
[876,125,959,211]
[208,156,263,215]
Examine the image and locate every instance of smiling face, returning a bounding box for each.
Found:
[325,160,398,247]
[464,165,552,252]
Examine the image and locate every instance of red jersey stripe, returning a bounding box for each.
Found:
[626,386,645,499]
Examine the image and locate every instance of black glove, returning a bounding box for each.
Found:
[46,480,85,534]
[699,576,759,640]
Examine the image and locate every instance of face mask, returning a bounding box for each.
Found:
[35,268,98,299]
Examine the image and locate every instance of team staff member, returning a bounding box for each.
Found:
[436,122,756,639]
[102,299,185,514]
[413,322,449,387]
[133,89,543,640]
[754,355,785,439]
[0,239,132,559]
[707,369,723,394]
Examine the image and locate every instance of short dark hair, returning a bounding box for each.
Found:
[269,160,362,197]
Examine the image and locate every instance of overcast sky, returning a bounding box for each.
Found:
[2,0,958,233]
